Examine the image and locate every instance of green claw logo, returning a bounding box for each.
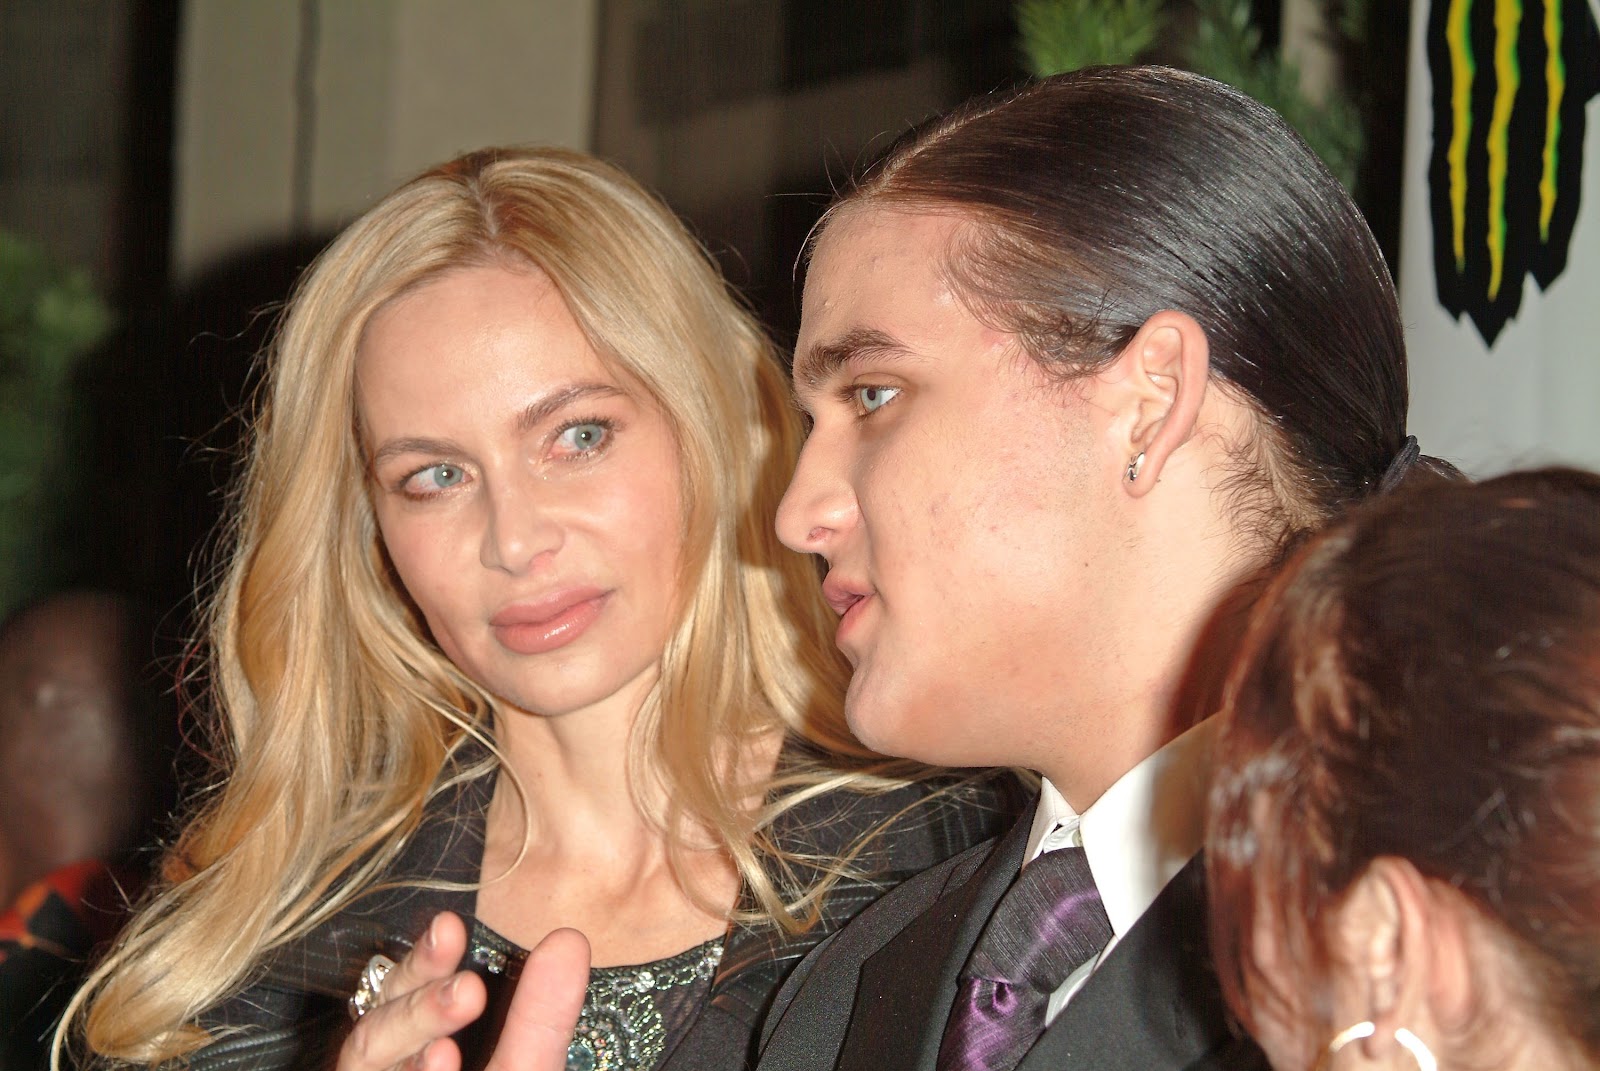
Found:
[1427,0,1600,346]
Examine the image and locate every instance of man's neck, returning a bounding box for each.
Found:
[1030,718,1217,934]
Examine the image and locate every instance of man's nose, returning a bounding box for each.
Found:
[776,430,858,556]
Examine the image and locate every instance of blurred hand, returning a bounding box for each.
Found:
[336,912,591,1071]
[484,927,590,1071]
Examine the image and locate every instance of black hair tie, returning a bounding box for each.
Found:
[1378,434,1421,494]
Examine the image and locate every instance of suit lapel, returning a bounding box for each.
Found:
[1015,855,1257,1071]
[836,811,1034,1071]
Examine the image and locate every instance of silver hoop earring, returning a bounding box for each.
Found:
[1126,452,1146,483]
[1317,1021,1437,1071]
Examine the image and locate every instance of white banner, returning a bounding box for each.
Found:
[1401,0,1600,476]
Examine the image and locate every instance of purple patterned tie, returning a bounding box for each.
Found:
[935,846,1113,1071]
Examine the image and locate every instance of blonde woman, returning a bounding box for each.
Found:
[67,148,1015,1071]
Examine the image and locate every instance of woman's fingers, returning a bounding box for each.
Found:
[381,912,470,1002]
[340,916,591,1071]
[485,928,591,1071]
[336,912,487,1071]
[340,971,488,1071]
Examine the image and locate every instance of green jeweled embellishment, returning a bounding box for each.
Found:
[472,945,508,974]
[559,940,723,1070]
[566,1038,598,1071]
[470,929,723,1071]
[574,1001,635,1070]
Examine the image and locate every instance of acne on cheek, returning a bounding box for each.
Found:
[977,327,1013,355]
[923,492,961,552]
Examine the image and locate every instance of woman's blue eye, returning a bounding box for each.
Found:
[416,464,464,491]
[558,422,610,452]
[403,461,467,493]
[855,385,899,413]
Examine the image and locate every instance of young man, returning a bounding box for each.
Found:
[745,66,1420,1071]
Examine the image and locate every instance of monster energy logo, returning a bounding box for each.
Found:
[1427,0,1600,346]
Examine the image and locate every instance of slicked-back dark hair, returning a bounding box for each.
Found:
[826,65,1443,541]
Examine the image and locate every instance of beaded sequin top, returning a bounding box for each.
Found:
[468,921,724,1071]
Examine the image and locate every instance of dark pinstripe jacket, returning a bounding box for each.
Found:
[184,750,1023,1071]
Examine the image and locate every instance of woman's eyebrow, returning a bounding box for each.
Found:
[793,327,918,390]
[368,383,628,468]
[369,435,463,469]
[513,382,627,434]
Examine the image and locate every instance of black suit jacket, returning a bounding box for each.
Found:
[757,810,1267,1071]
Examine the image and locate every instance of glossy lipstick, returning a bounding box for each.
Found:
[490,588,609,655]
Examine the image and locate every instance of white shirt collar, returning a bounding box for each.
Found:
[1022,716,1217,938]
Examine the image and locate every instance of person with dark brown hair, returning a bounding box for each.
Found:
[477,64,1460,1071]
[1207,468,1600,1071]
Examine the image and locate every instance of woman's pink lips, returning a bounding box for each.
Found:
[490,590,610,655]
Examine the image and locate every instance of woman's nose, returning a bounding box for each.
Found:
[480,479,564,575]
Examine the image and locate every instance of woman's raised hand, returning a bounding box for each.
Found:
[484,928,592,1071]
[338,912,590,1071]
[338,912,486,1071]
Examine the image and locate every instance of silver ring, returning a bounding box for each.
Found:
[348,953,395,1021]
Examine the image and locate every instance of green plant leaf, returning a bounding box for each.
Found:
[1013,0,1367,192]
[0,230,113,616]
[1016,0,1166,75]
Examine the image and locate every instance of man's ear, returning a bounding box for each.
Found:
[1099,310,1211,498]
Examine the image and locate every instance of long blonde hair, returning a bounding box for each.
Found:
[72,148,896,1064]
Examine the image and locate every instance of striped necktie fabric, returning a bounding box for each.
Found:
[935,846,1113,1071]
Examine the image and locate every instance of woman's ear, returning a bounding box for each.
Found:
[1101,310,1210,499]
[1328,857,1468,1068]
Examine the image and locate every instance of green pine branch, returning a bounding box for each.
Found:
[1188,0,1362,188]
[1015,0,1365,190]
[1017,0,1167,74]
[0,231,112,615]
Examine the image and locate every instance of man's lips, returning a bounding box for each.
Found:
[821,575,870,617]
[490,588,610,655]
[821,575,875,653]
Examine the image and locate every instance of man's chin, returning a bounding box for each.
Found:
[843,675,1017,768]
[842,675,902,757]
[842,675,941,762]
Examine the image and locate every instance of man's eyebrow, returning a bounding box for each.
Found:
[793,328,918,390]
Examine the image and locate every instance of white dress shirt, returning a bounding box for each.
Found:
[1021,716,1218,1025]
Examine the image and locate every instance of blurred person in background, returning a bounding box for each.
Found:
[0,591,173,1070]
[0,591,168,909]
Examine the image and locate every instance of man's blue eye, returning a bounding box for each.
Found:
[855,386,899,413]
[559,422,609,451]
